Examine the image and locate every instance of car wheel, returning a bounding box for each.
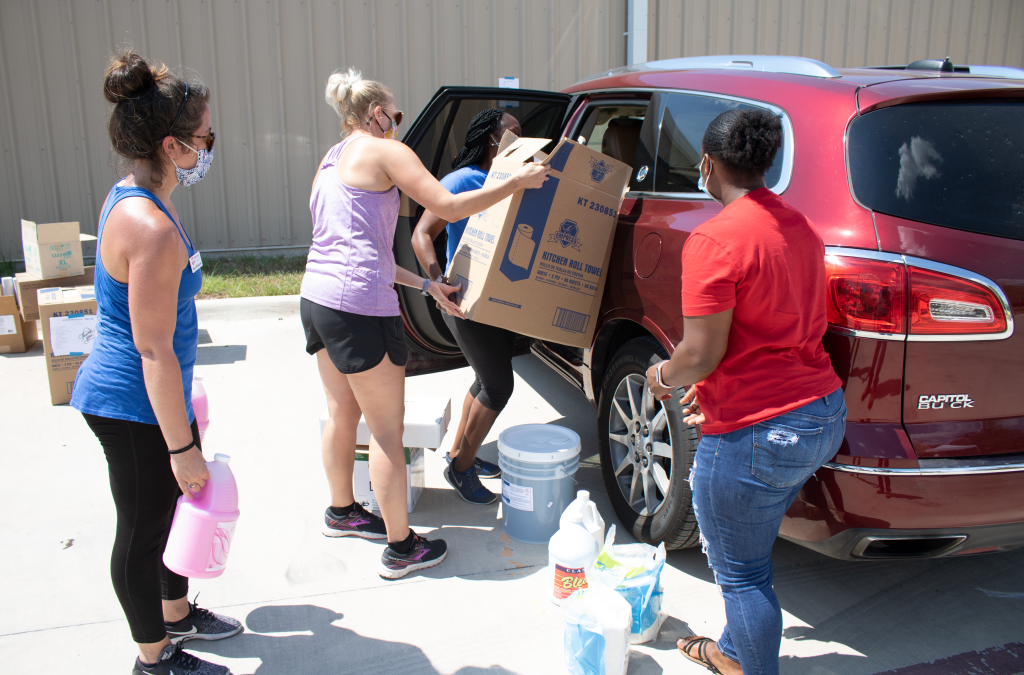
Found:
[597,337,700,549]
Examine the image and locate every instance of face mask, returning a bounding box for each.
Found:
[173,141,213,187]
[697,154,711,197]
[375,112,399,140]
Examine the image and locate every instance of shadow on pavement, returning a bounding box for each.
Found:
[192,604,522,675]
[667,535,1024,674]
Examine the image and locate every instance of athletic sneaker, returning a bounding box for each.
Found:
[444,464,498,505]
[322,503,388,539]
[445,451,501,479]
[165,596,242,644]
[133,642,231,675]
[378,534,448,579]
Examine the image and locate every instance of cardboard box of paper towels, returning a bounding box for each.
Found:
[446,136,631,349]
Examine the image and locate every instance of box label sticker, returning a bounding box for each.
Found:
[501,479,534,512]
[0,315,16,336]
[49,314,98,356]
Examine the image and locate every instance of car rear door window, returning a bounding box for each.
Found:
[655,93,784,194]
[848,100,1024,241]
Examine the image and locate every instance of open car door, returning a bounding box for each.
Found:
[396,87,575,374]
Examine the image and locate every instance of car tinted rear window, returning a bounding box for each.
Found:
[848,101,1024,241]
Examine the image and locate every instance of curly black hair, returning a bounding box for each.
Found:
[701,108,783,177]
[451,108,507,172]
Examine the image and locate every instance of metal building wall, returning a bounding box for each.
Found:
[648,0,1024,68]
[2,1,1022,263]
[0,0,626,262]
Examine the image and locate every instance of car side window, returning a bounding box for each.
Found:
[655,93,784,194]
[572,99,655,191]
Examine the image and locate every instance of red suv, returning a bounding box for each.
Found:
[394,55,1024,560]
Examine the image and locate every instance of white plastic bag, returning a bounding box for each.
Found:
[588,525,667,644]
[562,584,632,675]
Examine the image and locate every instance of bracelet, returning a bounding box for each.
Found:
[420,278,431,296]
[655,361,671,388]
[169,439,196,455]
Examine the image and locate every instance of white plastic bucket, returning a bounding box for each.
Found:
[498,424,580,544]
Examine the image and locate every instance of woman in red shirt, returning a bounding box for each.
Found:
[646,108,846,675]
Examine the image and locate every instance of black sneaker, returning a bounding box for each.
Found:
[165,596,242,644]
[133,642,231,674]
[378,534,448,579]
[445,451,501,479]
[444,464,498,505]
[322,503,388,539]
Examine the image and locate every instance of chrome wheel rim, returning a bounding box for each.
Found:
[607,372,673,516]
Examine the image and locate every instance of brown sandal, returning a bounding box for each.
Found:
[678,636,722,674]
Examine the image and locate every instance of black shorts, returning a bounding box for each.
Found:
[300,297,408,374]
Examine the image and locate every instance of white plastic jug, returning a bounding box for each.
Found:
[560,490,605,551]
[549,512,600,605]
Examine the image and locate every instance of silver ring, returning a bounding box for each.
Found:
[189,483,199,489]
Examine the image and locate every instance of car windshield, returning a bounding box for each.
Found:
[848,100,1024,241]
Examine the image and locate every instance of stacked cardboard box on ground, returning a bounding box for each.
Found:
[447,136,631,348]
[38,286,97,405]
[0,294,37,354]
[8,220,98,402]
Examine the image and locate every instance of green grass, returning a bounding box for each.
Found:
[198,254,307,299]
[0,250,15,278]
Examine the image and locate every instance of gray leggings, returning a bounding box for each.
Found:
[442,313,517,411]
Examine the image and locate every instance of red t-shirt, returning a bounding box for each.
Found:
[681,188,841,434]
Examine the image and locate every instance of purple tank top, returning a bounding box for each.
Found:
[300,135,401,316]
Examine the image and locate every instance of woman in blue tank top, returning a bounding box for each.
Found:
[70,50,240,675]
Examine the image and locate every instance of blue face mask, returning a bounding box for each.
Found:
[697,154,711,197]
[173,141,213,187]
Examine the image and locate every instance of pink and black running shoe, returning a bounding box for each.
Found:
[378,534,448,579]
[322,504,387,539]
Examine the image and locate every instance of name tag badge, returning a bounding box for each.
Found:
[189,251,203,273]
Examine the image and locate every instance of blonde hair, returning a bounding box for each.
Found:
[325,68,392,138]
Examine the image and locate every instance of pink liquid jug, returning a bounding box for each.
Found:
[192,374,209,440]
[163,454,239,579]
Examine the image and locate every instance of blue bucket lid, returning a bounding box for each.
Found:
[498,424,581,463]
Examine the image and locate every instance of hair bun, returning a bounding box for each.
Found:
[325,68,363,115]
[104,50,156,103]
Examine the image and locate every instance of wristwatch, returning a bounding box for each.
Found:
[420,278,431,296]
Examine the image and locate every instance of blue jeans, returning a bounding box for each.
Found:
[691,388,846,675]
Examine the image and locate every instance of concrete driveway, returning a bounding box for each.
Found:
[1,296,1022,674]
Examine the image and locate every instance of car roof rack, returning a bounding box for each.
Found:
[643,55,842,79]
[868,57,1024,79]
[574,54,842,85]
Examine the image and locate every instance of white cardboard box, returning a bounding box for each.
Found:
[351,445,425,513]
[317,397,450,513]
[21,220,86,280]
[318,396,452,449]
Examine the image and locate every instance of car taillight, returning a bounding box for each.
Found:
[825,255,906,334]
[908,267,1006,335]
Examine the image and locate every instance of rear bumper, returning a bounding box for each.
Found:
[780,458,1024,560]
[782,521,1024,560]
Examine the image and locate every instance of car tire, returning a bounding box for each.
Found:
[597,337,700,550]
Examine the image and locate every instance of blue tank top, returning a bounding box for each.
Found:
[71,182,203,425]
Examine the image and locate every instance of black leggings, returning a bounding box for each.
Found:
[443,313,517,411]
[84,413,201,644]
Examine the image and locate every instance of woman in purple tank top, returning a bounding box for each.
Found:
[302,68,549,579]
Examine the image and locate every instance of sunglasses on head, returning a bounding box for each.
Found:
[168,82,215,151]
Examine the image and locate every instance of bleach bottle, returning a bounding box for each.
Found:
[549,511,600,605]
[560,490,605,551]
[192,374,210,440]
[163,454,239,579]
